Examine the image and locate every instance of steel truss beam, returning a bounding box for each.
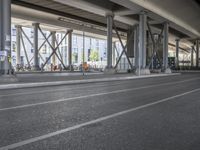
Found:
[20,26,46,66]
[19,27,31,68]
[39,26,71,70]
[29,32,52,63]
[113,42,120,59]
[55,38,64,63]
[113,23,134,70]
[146,22,164,69]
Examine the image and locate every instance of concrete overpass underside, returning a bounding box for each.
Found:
[0,0,200,76]
[1,1,200,149]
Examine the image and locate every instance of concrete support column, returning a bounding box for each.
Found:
[15,25,21,69]
[51,31,56,66]
[106,14,113,69]
[32,23,40,70]
[196,40,199,68]
[0,0,12,75]
[191,46,194,67]
[136,11,150,75]
[104,14,115,74]
[68,30,73,70]
[163,22,171,73]
[175,39,180,68]
[139,11,147,69]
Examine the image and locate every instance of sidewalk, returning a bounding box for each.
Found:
[0,73,181,90]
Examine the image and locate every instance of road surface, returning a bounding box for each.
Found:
[0,73,200,150]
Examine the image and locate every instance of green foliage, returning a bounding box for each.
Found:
[72,52,78,63]
[89,49,99,61]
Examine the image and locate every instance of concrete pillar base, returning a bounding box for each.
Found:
[32,66,40,71]
[150,69,162,73]
[67,65,74,71]
[104,68,116,74]
[0,75,18,83]
[135,68,150,75]
[0,69,15,75]
[163,68,172,74]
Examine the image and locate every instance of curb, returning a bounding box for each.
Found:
[0,73,181,90]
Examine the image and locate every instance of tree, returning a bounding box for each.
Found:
[72,52,78,63]
[89,49,99,62]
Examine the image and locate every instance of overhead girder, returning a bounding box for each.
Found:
[11,0,195,52]
[11,0,128,33]
[111,0,200,38]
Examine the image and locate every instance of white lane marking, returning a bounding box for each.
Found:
[0,88,199,150]
[0,73,181,90]
[0,82,124,98]
[0,76,195,98]
[0,77,199,112]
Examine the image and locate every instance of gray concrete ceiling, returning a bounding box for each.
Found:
[119,0,200,39]
[11,0,199,52]
[12,0,200,39]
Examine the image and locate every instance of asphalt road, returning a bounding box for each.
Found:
[0,73,200,150]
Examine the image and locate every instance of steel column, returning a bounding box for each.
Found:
[134,25,139,68]
[83,32,85,64]
[191,46,194,67]
[15,25,21,67]
[68,30,72,70]
[196,40,199,68]
[0,0,2,51]
[0,0,12,75]
[112,42,116,66]
[139,11,147,69]
[51,31,56,66]
[106,14,113,68]
[163,22,169,70]
[32,23,40,70]
[175,39,180,68]
[127,27,135,58]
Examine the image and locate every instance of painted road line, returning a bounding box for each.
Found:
[0,88,199,150]
[0,76,198,98]
[0,73,181,90]
[0,81,125,98]
[0,77,199,111]
[0,75,184,97]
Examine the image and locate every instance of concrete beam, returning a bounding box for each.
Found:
[11,5,126,40]
[127,0,200,37]
[114,9,136,16]
[54,0,137,26]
